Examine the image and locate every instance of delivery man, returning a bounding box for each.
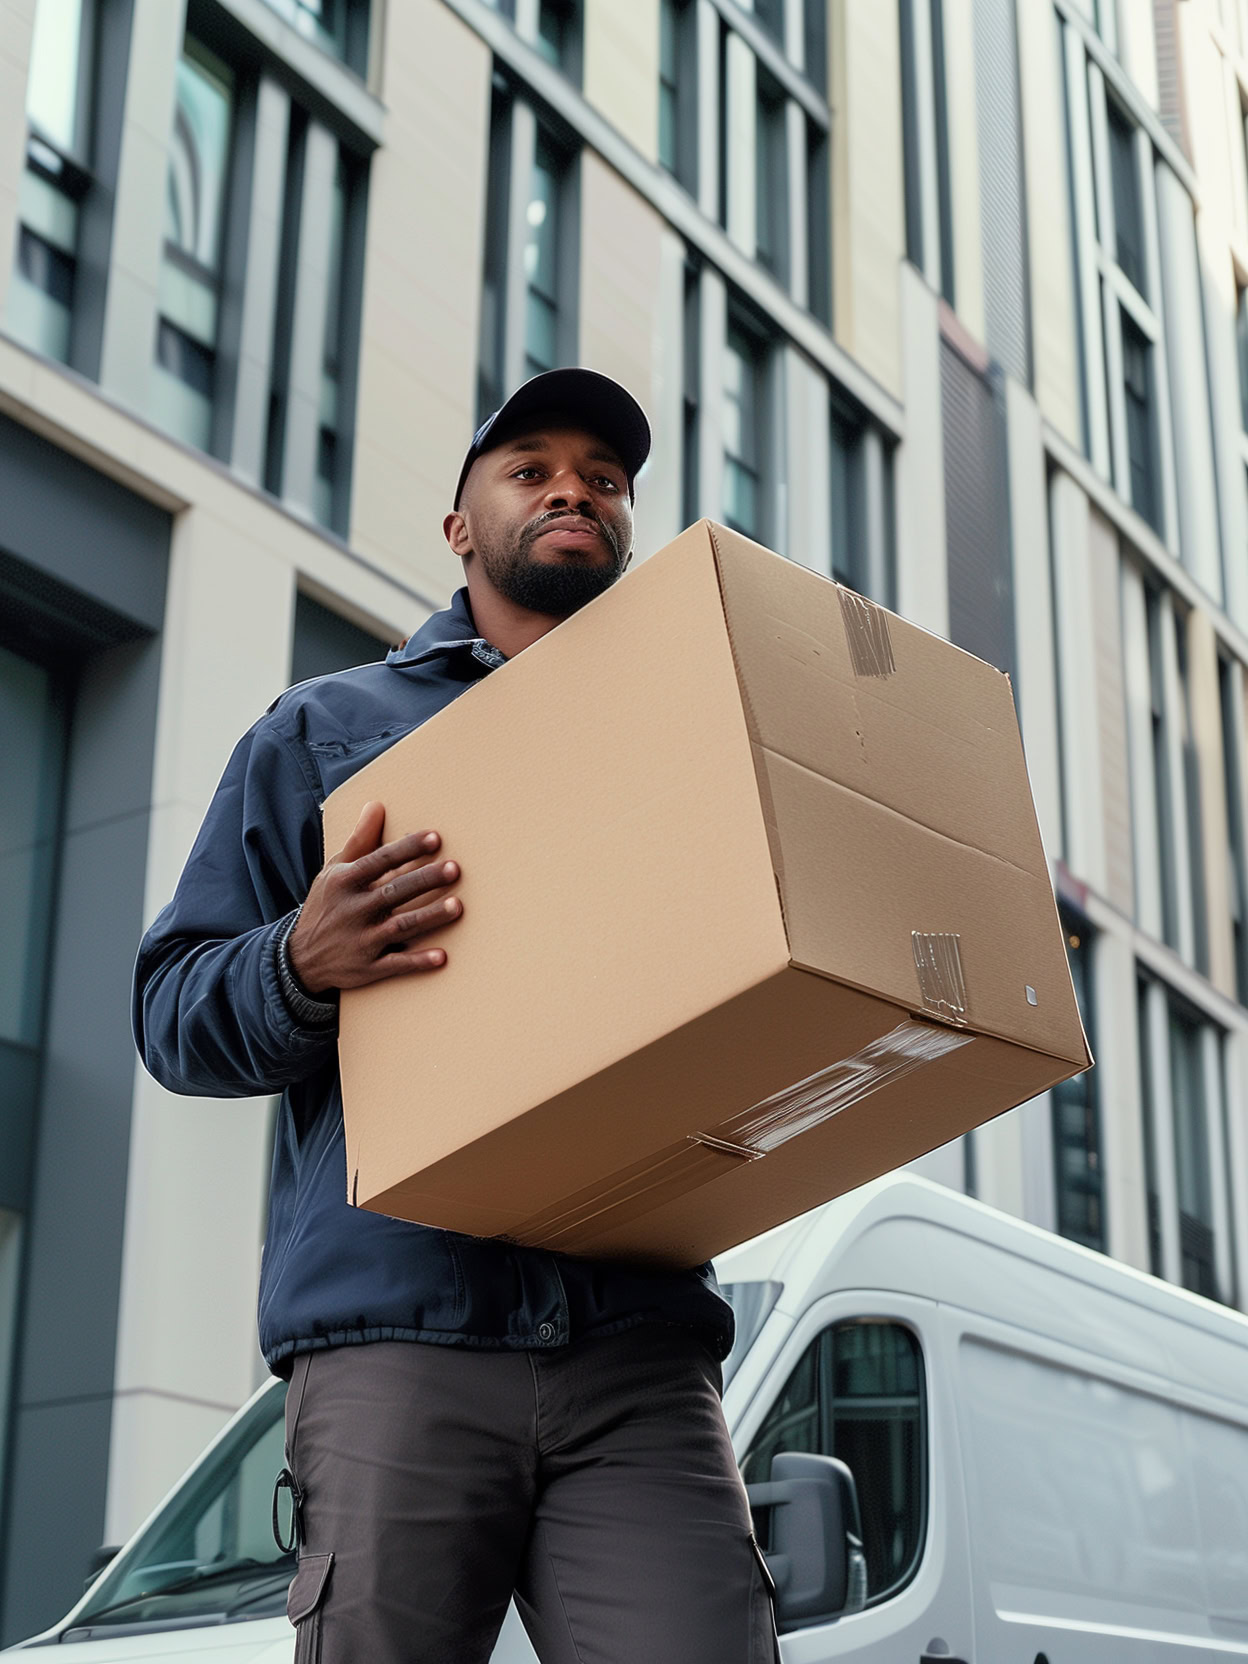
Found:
[133,368,781,1664]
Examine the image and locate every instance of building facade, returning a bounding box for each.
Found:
[0,0,1245,1640]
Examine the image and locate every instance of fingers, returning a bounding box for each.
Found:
[362,945,449,980]
[349,828,443,885]
[381,893,462,942]
[374,859,459,913]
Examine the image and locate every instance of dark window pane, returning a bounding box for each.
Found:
[807,121,831,324]
[1107,102,1145,296]
[290,591,388,684]
[16,225,74,306]
[1052,920,1104,1252]
[156,317,214,396]
[1121,313,1158,531]
[753,0,784,41]
[1137,979,1162,1278]
[754,77,788,284]
[1220,658,1248,1004]
[742,1322,926,1606]
[899,0,924,272]
[1237,286,1248,434]
[803,0,828,94]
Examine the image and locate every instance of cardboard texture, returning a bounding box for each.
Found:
[324,521,1091,1268]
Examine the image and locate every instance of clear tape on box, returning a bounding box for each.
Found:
[839,588,896,678]
[504,1019,972,1253]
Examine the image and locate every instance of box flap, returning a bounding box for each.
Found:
[705,522,1045,875]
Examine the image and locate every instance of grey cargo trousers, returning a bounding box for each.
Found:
[283,1323,781,1663]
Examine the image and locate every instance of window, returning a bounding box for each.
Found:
[1061,30,1171,535]
[1169,1003,1217,1300]
[6,0,96,364]
[681,260,701,528]
[806,118,831,325]
[899,0,954,304]
[1219,656,1248,1003]
[1106,101,1145,298]
[829,401,896,607]
[803,0,828,96]
[257,0,371,72]
[152,41,235,452]
[290,592,390,685]
[535,0,582,81]
[1144,582,1180,949]
[723,317,767,539]
[754,69,788,287]
[659,0,698,192]
[1137,976,1233,1304]
[747,0,785,43]
[524,130,564,379]
[1052,919,1104,1252]
[1121,310,1158,531]
[477,82,578,421]
[742,1321,927,1605]
[1237,286,1248,434]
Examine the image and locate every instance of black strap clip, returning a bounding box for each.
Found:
[272,1466,304,1554]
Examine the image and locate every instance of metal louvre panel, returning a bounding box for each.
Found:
[971,0,1030,385]
[940,337,1016,681]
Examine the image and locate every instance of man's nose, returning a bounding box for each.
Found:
[543,472,591,512]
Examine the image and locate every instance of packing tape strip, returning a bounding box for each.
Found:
[912,931,969,1025]
[503,1019,972,1252]
[696,1018,972,1156]
[839,588,896,678]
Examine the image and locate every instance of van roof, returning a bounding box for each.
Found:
[714,1173,1248,1412]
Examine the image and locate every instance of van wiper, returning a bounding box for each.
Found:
[80,1554,296,1622]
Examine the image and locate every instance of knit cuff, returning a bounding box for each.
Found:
[274,908,339,1029]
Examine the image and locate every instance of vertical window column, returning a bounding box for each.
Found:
[227,75,293,488]
[477,86,578,418]
[899,0,954,304]
[1220,656,1248,1004]
[1137,977,1182,1285]
[659,0,698,193]
[7,0,97,366]
[152,41,236,453]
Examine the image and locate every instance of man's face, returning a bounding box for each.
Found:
[452,423,635,617]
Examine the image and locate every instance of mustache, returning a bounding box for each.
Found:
[518,508,623,562]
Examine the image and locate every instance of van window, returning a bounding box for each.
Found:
[65,1383,292,1637]
[741,1320,926,1604]
[958,1337,1248,1632]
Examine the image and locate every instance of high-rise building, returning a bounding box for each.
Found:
[0,0,1244,1640]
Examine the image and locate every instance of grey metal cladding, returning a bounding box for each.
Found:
[972,0,1030,386]
[0,413,170,636]
[940,337,1016,681]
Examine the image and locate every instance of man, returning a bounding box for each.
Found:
[133,369,780,1663]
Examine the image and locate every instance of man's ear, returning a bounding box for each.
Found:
[443,511,472,558]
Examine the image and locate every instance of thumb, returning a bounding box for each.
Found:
[336,800,386,863]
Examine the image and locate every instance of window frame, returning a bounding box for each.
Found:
[737,1309,931,1611]
[1062,28,1177,544]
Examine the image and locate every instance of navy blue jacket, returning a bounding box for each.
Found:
[133,590,734,1376]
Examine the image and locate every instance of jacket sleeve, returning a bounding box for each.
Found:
[133,712,339,1097]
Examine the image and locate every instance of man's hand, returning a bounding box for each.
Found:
[288,802,462,994]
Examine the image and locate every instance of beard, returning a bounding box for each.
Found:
[477,511,629,617]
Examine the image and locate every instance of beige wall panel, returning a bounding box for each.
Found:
[106,1389,240,1546]
[1187,609,1237,996]
[941,0,987,347]
[352,0,491,598]
[584,0,660,162]
[0,0,36,321]
[831,0,904,398]
[1088,506,1134,915]
[1118,0,1159,108]
[579,149,664,433]
[1015,0,1081,446]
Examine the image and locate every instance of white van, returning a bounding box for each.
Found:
[9,1174,1248,1661]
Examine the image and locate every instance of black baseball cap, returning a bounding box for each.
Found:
[453,368,651,509]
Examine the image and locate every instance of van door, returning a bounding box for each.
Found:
[946,1304,1248,1662]
[729,1292,974,1664]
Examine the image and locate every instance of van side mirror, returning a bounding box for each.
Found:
[745,1452,867,1631]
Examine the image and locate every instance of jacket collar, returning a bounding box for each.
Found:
[385,588,507,672]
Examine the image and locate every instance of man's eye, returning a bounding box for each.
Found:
[594,477,621,492]
[513,467,542,480]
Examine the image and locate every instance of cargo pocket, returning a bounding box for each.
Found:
[748,1534,782,1664]
[287,1551,333,1664]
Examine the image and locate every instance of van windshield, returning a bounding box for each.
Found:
[66,1382,293,1638]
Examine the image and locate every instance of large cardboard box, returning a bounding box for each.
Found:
[324,521,1090,1267]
